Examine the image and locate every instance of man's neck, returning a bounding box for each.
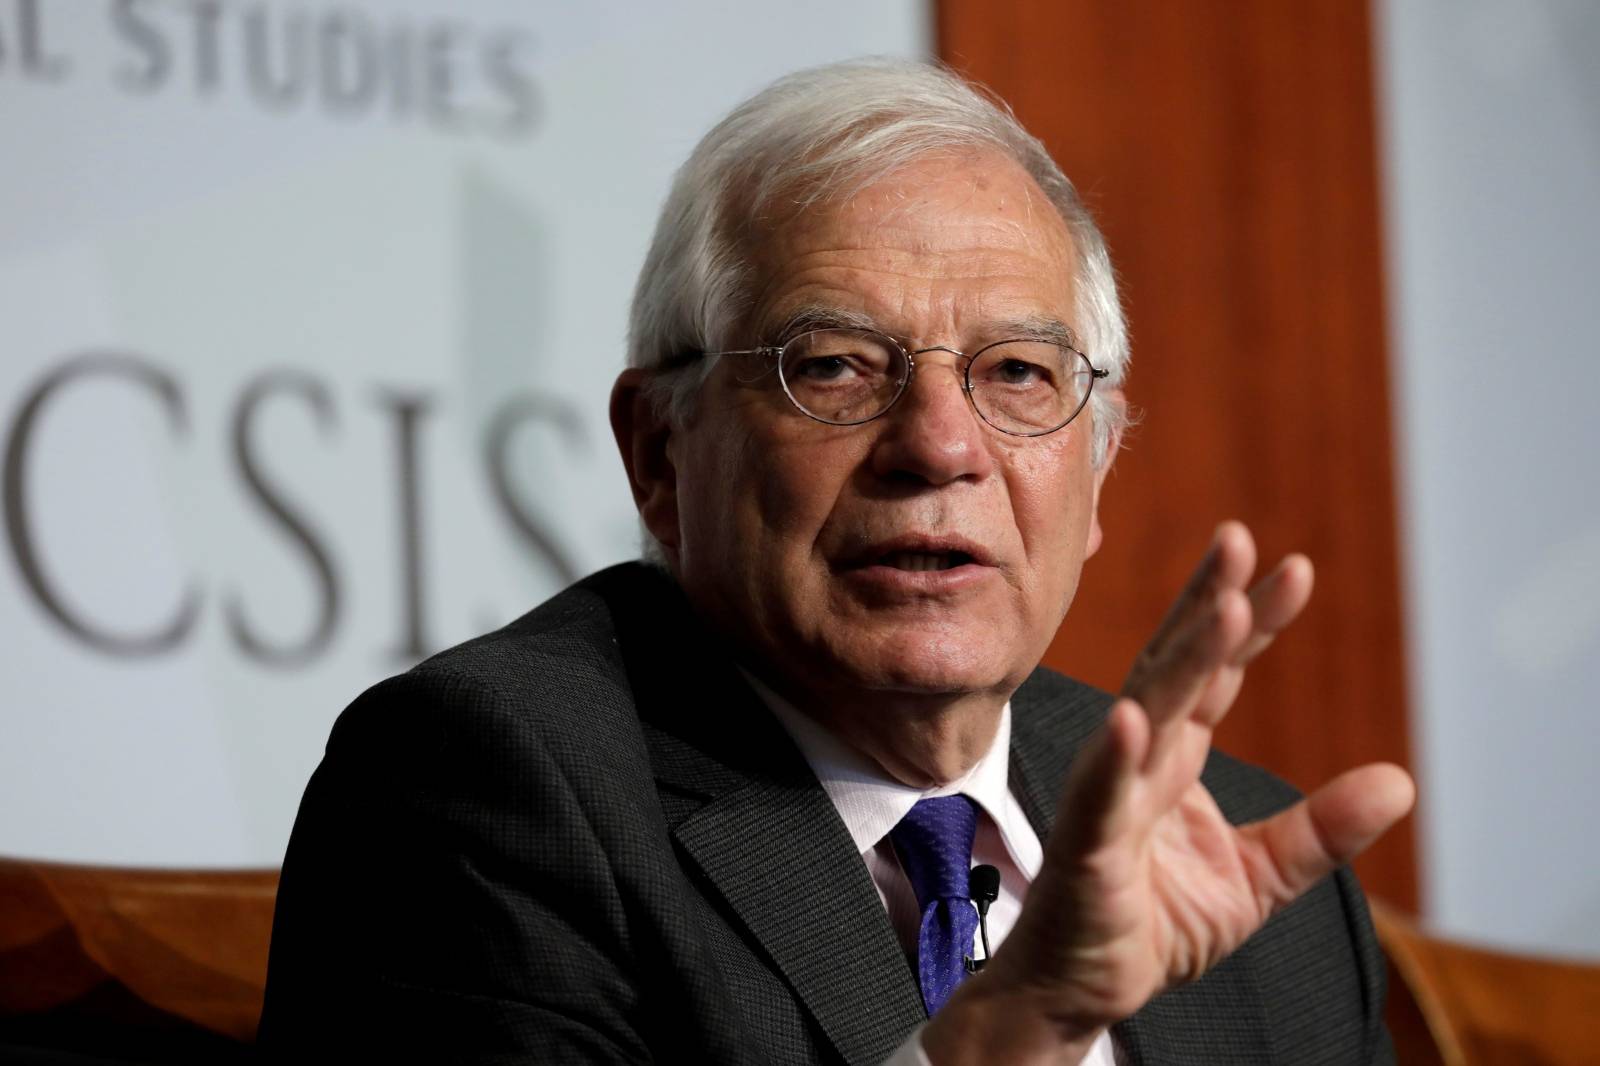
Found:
[745,667,1007,788]
[845,695,1005,788]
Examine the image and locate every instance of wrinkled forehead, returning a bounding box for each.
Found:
[748,148,1069,250]
[737,150,1079,337]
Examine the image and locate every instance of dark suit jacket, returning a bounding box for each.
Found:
[260,562,1393,1064]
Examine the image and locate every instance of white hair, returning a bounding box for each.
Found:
[627,59,1130,557]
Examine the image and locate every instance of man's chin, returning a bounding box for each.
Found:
[815,628,1024,702]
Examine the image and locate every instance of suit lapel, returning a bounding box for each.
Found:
[671,766,927,1065]
[1008,673,1274,1065]
[1006,671,1107,835]
[605,566,925,1065]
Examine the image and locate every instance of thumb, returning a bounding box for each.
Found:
[1245,763,1415,909]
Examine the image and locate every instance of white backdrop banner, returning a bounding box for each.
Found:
[0,0,927,866]
[1378,0,1600,958]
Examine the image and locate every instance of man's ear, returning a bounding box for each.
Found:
[609,368,680,556]
[1083,413,1122,561]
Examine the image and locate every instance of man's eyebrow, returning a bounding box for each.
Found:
[763,305,881,344]
[761,307,1084,351]
[996,315,1083,350]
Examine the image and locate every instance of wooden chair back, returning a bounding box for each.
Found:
[0,857,277,1060]
[1373,899,1600,1065]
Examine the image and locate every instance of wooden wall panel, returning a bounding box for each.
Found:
[938,1,1417,908]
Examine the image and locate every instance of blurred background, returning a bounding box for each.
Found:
[2,0,1595,976]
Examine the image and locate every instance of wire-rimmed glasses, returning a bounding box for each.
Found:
[674,327,1108,437]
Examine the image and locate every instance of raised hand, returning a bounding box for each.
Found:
[925,521,1415,1064]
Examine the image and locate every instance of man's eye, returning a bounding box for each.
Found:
[791,355,856,382]
[994,359,1047,386]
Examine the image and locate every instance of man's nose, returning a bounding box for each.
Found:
[867,356,993,485]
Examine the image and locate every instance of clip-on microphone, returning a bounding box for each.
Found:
[964,864,1001,973]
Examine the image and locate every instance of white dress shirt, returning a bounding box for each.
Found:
[750,676,1120,1066]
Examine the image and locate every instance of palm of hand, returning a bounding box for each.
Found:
[999,727,1269,1025]
[985,523,1413,1035]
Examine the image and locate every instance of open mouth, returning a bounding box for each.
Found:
[878,551,975,572]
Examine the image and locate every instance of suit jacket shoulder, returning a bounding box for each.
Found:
[262,563,908,1063]
[262,565,704,1058]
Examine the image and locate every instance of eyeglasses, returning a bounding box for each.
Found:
[672,327,1109,437]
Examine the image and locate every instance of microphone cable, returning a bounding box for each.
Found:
[964,864,1001,972]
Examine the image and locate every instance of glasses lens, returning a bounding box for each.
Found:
[968,341,1094,434]
[779,329,904,425]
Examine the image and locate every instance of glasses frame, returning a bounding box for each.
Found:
[670,327,1110,437]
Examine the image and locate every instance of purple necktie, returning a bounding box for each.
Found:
[889,795,980,1015]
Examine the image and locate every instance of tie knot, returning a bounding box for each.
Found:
[889,795,978,910]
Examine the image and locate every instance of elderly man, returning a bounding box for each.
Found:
[261,60,1413,1064]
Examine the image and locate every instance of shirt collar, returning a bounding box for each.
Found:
[743,671,1018,858]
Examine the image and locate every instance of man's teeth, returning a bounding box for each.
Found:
[884,552,962,572]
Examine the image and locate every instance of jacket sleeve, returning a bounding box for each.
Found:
[1332,865,1398,1066]
[1197,749,1400,1064]
[258,667,653,1061]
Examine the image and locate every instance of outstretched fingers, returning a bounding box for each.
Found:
[1141,522,1257,659]
[1186,552,1316,728]
[1123,523,1258,734]
[1236,553,1314,665]
[1054,699,1152,855]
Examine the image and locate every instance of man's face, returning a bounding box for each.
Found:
[656,152,1113,709]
